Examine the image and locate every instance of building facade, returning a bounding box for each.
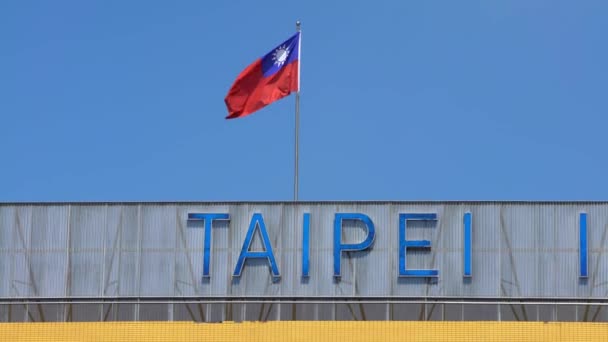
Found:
[1,202,607,322]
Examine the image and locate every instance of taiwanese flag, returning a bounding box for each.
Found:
[224,32,300,119]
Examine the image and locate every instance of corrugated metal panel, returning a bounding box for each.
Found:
[587,204,608,298]
[69,205,105,297]
[0,206,14,298]
[0,202,607,300]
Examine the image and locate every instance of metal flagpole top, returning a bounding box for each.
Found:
[296,20,301,31]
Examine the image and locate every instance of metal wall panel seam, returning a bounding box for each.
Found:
[100,204,108,301]
[135,204,142,321]
[169,206,180,321]
[64,205,72,320]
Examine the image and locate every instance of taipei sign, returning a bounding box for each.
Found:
[187,212,590,281]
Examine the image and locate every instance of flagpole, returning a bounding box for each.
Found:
[294,20,301,202]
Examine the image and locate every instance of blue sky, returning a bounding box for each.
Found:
[1,1,607,201]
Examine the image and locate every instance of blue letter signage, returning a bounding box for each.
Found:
[463,212,472,277]
[580,213,588,278]
[302,213,311,277]
[399,213,439,277]
[333,213,376,277]
[187,210,594,283]
[233,213,280,278]
[187,213,230,277]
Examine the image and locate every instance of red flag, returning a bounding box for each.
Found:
[225,33,300,119]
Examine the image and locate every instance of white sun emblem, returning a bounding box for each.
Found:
[272,45,290,67]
